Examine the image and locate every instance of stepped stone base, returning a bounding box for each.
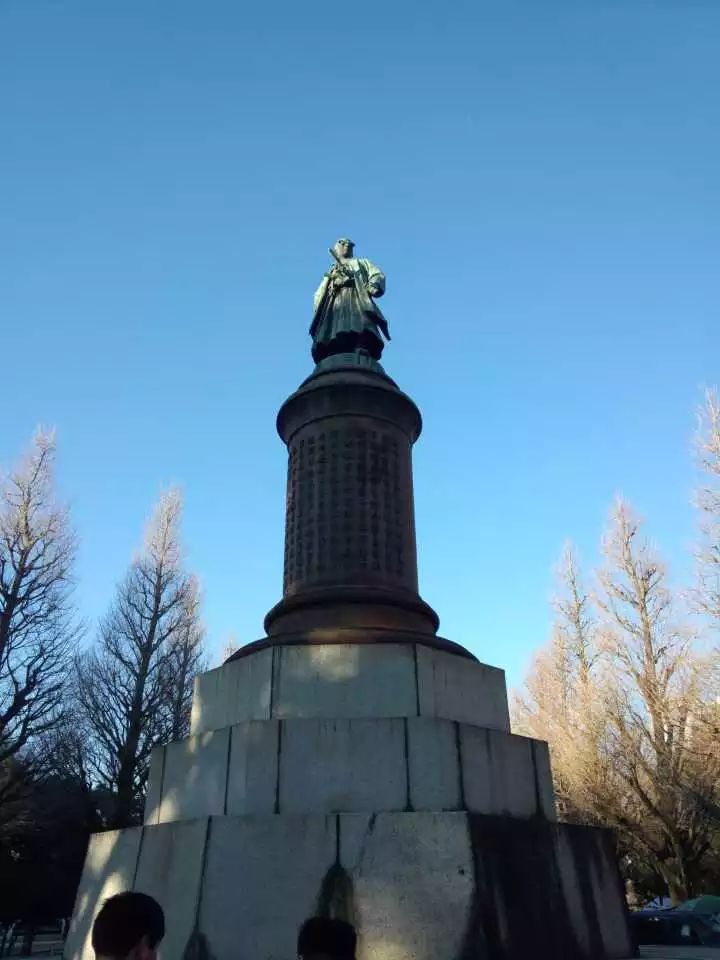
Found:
[66,642,635,960]
[64,812,634,960]
[144,717,556,824]
[190,643,510,734]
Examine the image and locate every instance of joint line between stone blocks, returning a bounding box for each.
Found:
[274,720,283,814]
[155,746,167,825]
[131,826,146,891]
[454,722,466,810]
[193,817,213,934]
[530,739,543,819]
[222,726,233,815]
[269,645,277,718]
[403,717,412,811]
[412,644,420,716]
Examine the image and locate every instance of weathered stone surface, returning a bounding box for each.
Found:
[191,642,517,732]
[555,823,605,956]
[340,812,476,960]
[158,729,229,823]
[464,815,634,960]
[190,647,272,735]
[66,812,632,960]
[531,738,557,820]
[143,745,165,826]
[271,643,418,719]
[459,726,556,820]
[417,645,510,730]
[279,718,407,813]
[583,828,635,958]
[407,716,462,811]
[197,815,336,960]
[148,715,560,825]
[63,828,142,960]
[226,720,279,815]
[133,820,208,960]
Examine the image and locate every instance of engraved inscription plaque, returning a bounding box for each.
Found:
[283,421,416,596]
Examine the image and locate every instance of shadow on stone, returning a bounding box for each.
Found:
[315,862,357,928]
[182,930,216,960]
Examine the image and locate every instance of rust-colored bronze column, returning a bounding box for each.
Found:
[263,364,440,639]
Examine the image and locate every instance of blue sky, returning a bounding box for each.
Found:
[1,0,718,687]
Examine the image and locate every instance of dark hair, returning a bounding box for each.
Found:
[297,917,356,959]
[92,892,165,958]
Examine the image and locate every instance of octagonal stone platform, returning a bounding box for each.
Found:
[147,643,546,829]
[190,643,510,734]
[144,716,555,825]
[67,638,635,960]
[65,811,633,960]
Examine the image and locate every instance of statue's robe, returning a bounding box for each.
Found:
[310,257,390,361]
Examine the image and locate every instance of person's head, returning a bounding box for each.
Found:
[92,892,165,960]
[297,917,357,960]
[334,238,355,259]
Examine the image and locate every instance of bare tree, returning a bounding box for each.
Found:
[220,633,240,664]
[515,511,720,902]
[554,543,600,686]
[77,490,204,827]
[513,544,606,821]
[594,501,718,902]
[695,387,720,630]
[0,433,79,819]
[162,577,206,742]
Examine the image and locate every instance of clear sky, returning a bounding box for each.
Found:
[1,0,718,687]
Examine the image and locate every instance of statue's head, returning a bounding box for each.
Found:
[334,238,355,259]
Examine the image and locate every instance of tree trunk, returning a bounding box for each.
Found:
[658,862,689,906]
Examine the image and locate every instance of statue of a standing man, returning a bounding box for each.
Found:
[310,239,391,364]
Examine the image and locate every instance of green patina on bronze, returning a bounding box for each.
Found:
[310,238,391,368]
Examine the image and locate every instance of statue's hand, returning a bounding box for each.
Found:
[366,284,380,297]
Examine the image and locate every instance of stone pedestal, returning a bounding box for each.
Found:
[254,365,450,650]
[65,365,635,960]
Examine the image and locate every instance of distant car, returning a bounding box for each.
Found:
[630,909,720,947]
[641,896,674,911]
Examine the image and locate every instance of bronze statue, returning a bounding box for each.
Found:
[310,239,390,364]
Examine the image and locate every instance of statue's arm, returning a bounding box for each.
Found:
[313,274,330,313]
[360,259,385,298]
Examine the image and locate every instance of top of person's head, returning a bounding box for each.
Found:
[297,917,357,960]
[92,892,165,960]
